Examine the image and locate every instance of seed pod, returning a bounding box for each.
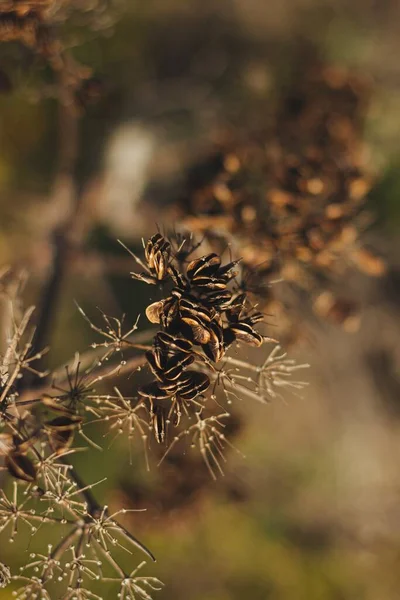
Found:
[168,263,188,290]
[179,313,211,344]
[190,276,227,290]
[6,453,36,482]
[151,405,167,444]
[225,293,247,322]
[177,371,210,400]
[160,296,179,331]
[164,353,195,381]
[138,381,173,400]
[202,321,225,362]
[155,332,192,356]
[145,300,164,324]
[229,321,263,346]
[145,234,170,269]
[45,415,82,453]
[179,297,212,323]
[146,350,165,381]
[187,253,221,280]
[205,289,232,309]
[217,259,241,281]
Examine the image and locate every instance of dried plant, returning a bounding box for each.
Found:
[0,232,308,598]
[175,64,386,339]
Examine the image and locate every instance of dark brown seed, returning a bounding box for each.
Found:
[230,322,263,346]
[48,429,75,454]
[164,353,195,380]
[160,297,179,331]
[225,293,247,322]
[145,300,164,324]
[177,371,210,400]
[187,253,221,280]
[167,264,187,290]
[158,379,179,393]
[180,316,211,344]
[202,321,225,362]
[156,332,192,355]
[190,276,227,290]
[205,289,232,308]
[223,327,236,348]
[138,381,172,400]
[152,405,167,444]
[46,415,82,431]
[179,297,212,323]
[146,350,165,381]
[6,453,36,482]
[217,259,241,280]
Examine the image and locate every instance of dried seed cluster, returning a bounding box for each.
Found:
[177,64,385,336]
[129,233,283,445]
[0,237,308,597]
[0,274,160,599]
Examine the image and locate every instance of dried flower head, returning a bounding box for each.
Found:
[116,232,308,474]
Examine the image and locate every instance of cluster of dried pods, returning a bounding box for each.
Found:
[129,233,273,444]
[176,64,385,338]
[0,237,308,598]
[0,285,162,599]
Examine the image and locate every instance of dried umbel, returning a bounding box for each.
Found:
[0,234,308,597]
[118,232,308,477]
[176,64,385,338]
[0,274,160,599]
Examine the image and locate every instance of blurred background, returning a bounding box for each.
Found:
[1,1,400,598]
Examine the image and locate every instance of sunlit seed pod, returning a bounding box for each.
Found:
[153,250,169,280]
[190,276,227,290]
[138,381,172,400]
[145,350,165,381]
[160,297,179,331]
[205,289,232,309]
[48,429,75,454]
[151,405,167,444]
[179,297,212,323]
[164,353,195,381]
[145,234,169,268]
[156,331,192,354]
[180,316,211,344]
[217,259,241,280]
[187,253,221,280]
[225,293,247,322]
[202,321,225,362]
[45,415,82,431]
[167,263,188,290]
[145,300,164,324]
[229,321,263,346]
[247,311,264,325]
[6,453,36,482]
[177,371,210,400]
